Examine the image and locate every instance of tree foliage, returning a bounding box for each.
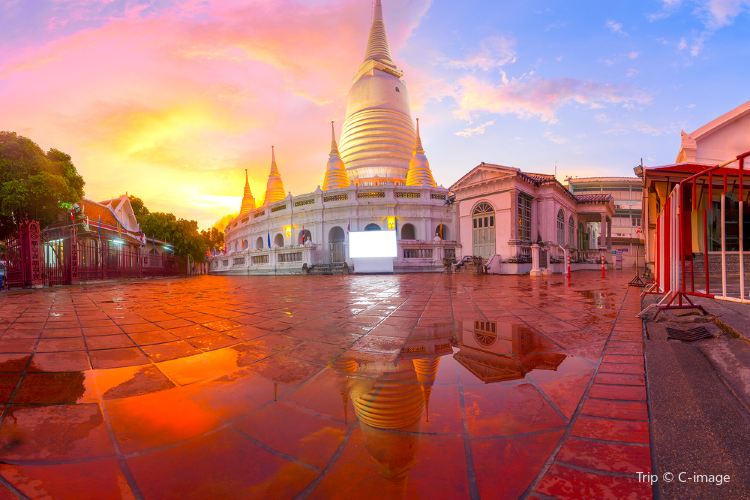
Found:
[127,195,150,220]
[130,196,223,263]
[0,132,85,238]
[200,227,224,252]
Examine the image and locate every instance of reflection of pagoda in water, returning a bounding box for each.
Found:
[328,325,454,485]
[327,321,564,485]
[350,359,423,482]
[453,321,566,383]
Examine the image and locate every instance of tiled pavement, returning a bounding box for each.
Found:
[0,272,652,499]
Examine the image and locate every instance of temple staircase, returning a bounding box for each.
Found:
[307,263,350,275]
[453,256,487,274]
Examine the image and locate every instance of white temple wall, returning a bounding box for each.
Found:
[216,185,457,273]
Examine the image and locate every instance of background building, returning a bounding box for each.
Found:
[451,163,614,275]
[566,177,644,268]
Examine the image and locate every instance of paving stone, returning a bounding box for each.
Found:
[0,272,651,497]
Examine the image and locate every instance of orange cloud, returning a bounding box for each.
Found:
[0,0,432,228]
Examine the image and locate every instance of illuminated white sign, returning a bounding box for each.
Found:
[349,231,397,258]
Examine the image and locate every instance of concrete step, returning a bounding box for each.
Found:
[308,263,349,275]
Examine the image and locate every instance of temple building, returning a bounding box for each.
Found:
[213,0,456,275]
[450,164,615,275]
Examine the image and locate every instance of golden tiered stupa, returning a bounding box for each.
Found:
[338,0,419,184]
[263,146,286,206]
[239,169,256,216]
[322,122,351,190]
[217,0,452,276]
[406,119,437,188]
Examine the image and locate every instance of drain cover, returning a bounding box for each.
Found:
[666,326,714,342]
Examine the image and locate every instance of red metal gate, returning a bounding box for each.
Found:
[3,233,26,287]
[642,150,750,315]
[4,220,180,289]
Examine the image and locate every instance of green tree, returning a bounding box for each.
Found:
[200,226,224,253]
[0,132,85,238]
[137,211,211,263]
[128,195,150,219]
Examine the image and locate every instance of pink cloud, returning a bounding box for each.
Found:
[454,74,650,123]
[445,35,517,71]
[703,0,750,27]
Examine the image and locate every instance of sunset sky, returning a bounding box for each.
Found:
[1,0,749,228]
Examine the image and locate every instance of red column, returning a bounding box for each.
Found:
[21,221,44,288]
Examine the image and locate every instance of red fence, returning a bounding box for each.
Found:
[3,221,179,288]
[644,151,749,314]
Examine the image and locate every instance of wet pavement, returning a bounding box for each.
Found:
[0,272,651,499]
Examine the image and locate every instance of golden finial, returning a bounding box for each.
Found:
[270,145,279,174]
[364,0,394,65]
[330,121,339,156]
[415,118,424,154]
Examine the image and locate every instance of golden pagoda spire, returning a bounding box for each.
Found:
[263,145,286,205]
[329,120,339,156]
[239,169,256,216]
[414,118,424,154]
[323,121,351,191]
[339,0,413,183]
[364,0,395,67]
[270,145,279,175]
[406,118,437,187]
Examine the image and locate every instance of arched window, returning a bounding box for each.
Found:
[474,320,497,347]
[435,224,448,240]
[472,201,495,259]
[274,233,284,248]
[401,223,416,240]
[242,240,248,250]
[473,202,494,217]
[256,236,264,250]
[557,209,565,245]
[568,216,575,248]
[364,223,381,231]
[298,229,312,245]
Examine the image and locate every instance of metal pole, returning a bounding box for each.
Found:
[721,187,726,298]
[679,185,685,306]
[664,194,671,295]
[706,173,712,295]
[739,157,745,301]
[690,179,696,293]
[655,213,660,291]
